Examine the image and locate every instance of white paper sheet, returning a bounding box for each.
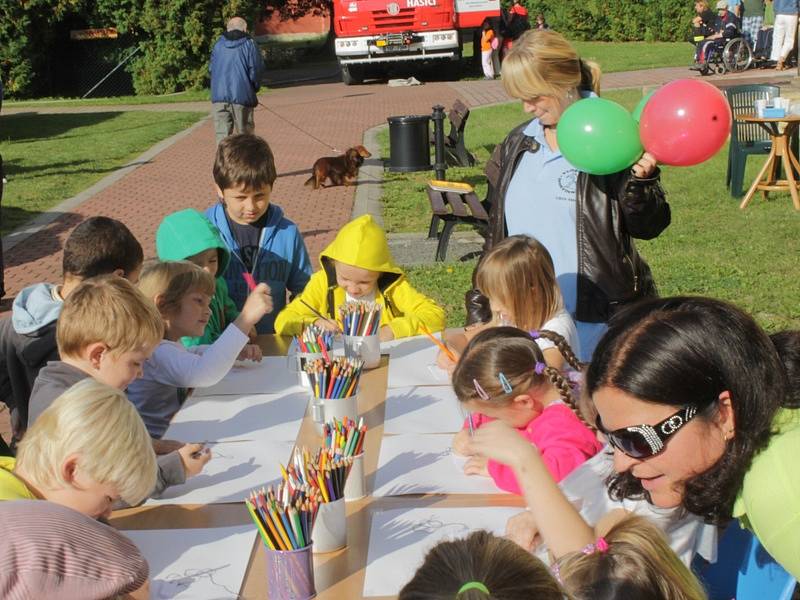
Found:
[383,386,465,434]
[146,439,294,505]
[164,391,308,442]
[362,507,525,597]
[125,526,255,599]
[386,336,450,388]
[192,356,304,397]
[372,433,507,496]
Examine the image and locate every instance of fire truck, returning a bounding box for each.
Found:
[254,0,500,85]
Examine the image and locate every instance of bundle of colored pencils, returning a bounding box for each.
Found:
[281,446,354,504]
[245,486,320,551]
[304,356,363,399]
[339,300,381,337]
[324,416,367,458]
[294,325,334,357]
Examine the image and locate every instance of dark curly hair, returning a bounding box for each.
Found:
[585,296,789,524]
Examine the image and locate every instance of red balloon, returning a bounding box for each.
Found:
[639,79,731,166]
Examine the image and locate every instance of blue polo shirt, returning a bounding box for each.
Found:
[504,103,608,361]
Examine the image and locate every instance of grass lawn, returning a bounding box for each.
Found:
[0,111,206,235]
[3,89,212,109]
[391,90,800,332]
[573,41,690,73]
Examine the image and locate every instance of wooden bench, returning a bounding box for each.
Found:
[426,180,489,261]
[429,100,476,168]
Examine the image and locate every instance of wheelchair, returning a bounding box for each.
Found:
[699,36,754,75]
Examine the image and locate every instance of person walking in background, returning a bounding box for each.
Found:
[741,0,765,48]
[209,17,265,145]
[771,0,798,70]
[480,20,496,79]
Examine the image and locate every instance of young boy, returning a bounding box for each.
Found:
[156,208,242,346]
[28,276,209,495]
[0,378,153,598]
[205,134,313,334]
[275,214,445,341]
[0,216,143,447]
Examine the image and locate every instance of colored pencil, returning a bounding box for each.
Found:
[304,357,364,399]
[420,323,457,362]
[339,300,382,337]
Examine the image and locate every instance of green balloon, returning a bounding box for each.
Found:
[632,89,657,123]
[557,97,643,176]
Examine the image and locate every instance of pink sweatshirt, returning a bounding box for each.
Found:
[466,403,603,494]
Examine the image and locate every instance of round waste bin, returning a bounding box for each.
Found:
[387,115,432,172]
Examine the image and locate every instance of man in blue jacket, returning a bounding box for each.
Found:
[209,17,265,144]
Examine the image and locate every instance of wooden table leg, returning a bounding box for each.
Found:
[784,125,800,210]
[741,142,778,209]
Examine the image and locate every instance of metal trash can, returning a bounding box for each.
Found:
[387,115,432,172]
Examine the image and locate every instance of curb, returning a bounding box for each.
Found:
[351,123,387,226]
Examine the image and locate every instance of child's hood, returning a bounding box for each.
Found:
[156,209,231,275]
[11,282,62,335]
[319,215,402,276]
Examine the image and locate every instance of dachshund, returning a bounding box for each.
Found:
[304,145,371,189]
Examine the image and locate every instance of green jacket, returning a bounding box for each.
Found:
[156,209,240,346]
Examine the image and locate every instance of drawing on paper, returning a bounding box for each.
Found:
[152,564,241,599]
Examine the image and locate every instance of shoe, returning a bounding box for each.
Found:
[776,59,785,71]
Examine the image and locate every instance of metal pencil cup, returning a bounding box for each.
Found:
[320,393,359,425]
[344,452,366,501]
[295,352,324,388]
[312,498,347,553]
[344,334,381,369]
[265,543,316,599]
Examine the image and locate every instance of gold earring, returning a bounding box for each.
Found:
[723,430,734,441]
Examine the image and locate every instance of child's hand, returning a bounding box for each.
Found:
[236,283,273,332]
[435,348,457,374]
[379,325,394,342]
[314,317,340,333]
[248,327,258,342]
[466,420,538,470]
[238,344,262,362]
[178,443,212,478]
[505,510,541,552]
[452,428,472,456]
[463,455,489,476]
[631,151,657,179]
[151,438,184,455]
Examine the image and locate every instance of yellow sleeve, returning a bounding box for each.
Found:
[383,278,446,339]
[274,270,329,336]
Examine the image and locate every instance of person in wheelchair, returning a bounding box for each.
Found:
[692,0,742,73]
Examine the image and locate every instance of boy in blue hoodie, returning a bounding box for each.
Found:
[205,134,313,334]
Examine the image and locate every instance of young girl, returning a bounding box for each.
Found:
[399,530,563,600]
[451,327,601,494]
[480,20,496,80]
[128,260,272,437]
[443,235,579,370]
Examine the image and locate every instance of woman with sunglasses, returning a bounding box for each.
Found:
[468,296,800,579]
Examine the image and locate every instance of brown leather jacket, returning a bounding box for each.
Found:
[480,119,671,323]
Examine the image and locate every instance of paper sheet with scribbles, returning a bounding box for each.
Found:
[372,433,507,496]
[363,506,524,597]
[125,525,255,599]
[384,335,450,388]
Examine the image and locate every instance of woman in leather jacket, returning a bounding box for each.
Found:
[467,30,671,360]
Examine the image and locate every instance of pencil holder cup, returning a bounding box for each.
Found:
[344,453,366,501]
[321,394,359,425]
[265,543,316,599]
[312,498,347,553]
[294,352,324,388]
[344,334,381,369]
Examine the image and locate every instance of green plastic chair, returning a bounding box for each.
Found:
[725,84,781,198]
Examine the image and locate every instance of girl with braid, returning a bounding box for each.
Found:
[451,327,601,494]
[440,235,579,372]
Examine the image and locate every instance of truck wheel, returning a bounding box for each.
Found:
[341,64,364,85]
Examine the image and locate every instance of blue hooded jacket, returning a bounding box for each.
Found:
[205,202,312,333]
[12,283,62,335]
[209,30,264,107]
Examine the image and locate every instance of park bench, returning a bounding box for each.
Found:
[429,99,476,168]
[426,180,489,261]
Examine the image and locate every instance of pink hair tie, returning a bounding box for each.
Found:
[529,330,540,339]
[582,537,610,555]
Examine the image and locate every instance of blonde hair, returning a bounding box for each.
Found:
[501,30,601,100]
[555,515,708,600]
[138,260,215,317]
[476,235,562,332]
[16,379,158,506]
[57,275,164,359]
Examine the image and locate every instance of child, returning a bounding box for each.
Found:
[156,208,253,346]
[0,216,143,446]
[445,235,579,370]
[451,327,601,494]
[205,133,312,334]
[399,530,564,600]
[480,20,496,80]
[0,378,153,598]
[275,214,445,341]
[129,260,273,437]
[28,276,209,496]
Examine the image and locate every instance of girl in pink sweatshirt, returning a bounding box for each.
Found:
[451,327,602,494]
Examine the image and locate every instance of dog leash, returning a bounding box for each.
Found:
[257,100,343,154]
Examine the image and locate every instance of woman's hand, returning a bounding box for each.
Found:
[466,420,538,470]
[632,151,657,179]
[463,455,489,476]
[506,510,541,552]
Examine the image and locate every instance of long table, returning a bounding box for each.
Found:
[111,335,525,599]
